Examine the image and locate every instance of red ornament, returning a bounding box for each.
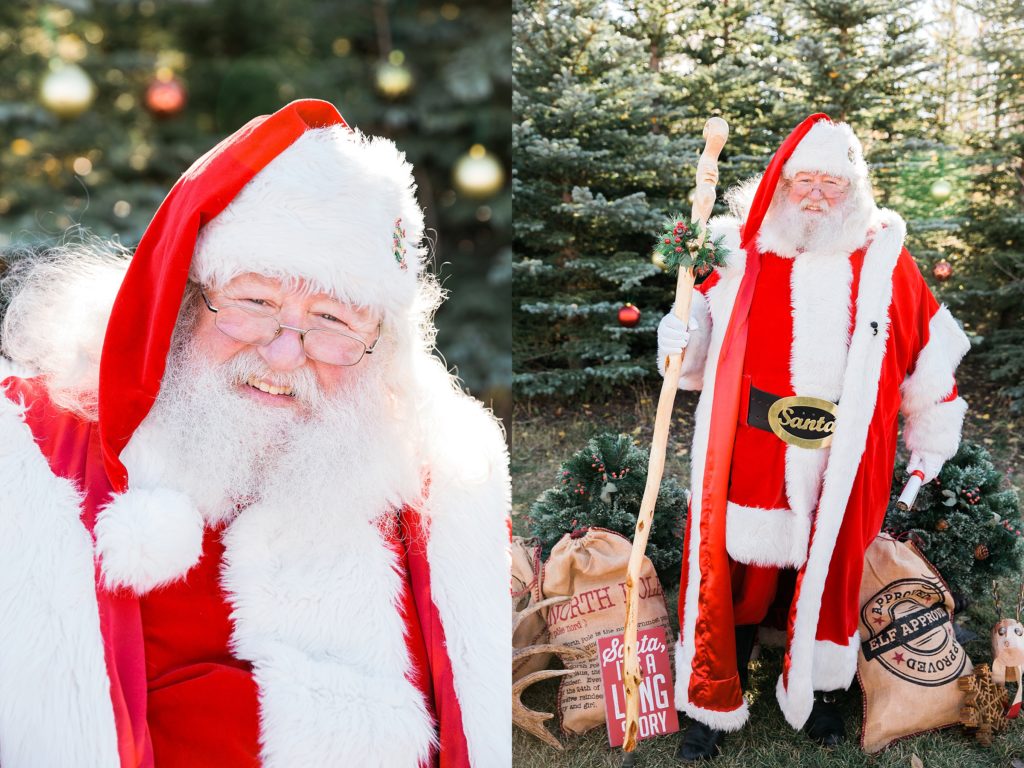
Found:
[145,76,187,118]
[933,260,953,282]
[618,303,641,328]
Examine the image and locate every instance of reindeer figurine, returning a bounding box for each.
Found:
[991,582,1024,718]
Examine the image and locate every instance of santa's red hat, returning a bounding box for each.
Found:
[740,113,868,247]
[98,99,423,494]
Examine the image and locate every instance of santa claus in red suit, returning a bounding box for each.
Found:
[656,114,969,761]
[0,100,510,768]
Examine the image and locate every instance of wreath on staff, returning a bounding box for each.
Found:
[652,214,728,277]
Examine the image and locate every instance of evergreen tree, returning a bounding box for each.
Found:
[665,0,796,184]
[513,0,700,397]
[950,0,1024,410]
[527,432,686,587]
[0,0,510,407]
[885,442,1024,598]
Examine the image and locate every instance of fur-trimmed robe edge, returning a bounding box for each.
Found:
[0,373,511,768]
[671,209,969,732]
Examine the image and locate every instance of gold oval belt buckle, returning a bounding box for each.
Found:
[767,395,837,449]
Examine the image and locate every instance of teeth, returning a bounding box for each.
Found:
[246,375,295,397]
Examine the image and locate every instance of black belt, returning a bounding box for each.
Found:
[747,384,838,449]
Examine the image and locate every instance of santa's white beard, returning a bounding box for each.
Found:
[127,335,419,526]
[759,189,873,257]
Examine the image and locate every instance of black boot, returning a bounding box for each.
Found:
[803,690,845,747]
[675,625,757,762]
[675,720,725,763]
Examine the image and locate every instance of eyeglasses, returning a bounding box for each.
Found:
[790,175,850,199]
[200,289,381,367]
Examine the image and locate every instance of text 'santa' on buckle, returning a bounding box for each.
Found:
[767,396,838,449]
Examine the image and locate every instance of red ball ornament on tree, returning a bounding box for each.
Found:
[145,75,187,118]
[933,260,953,282]
[618,303,641,328]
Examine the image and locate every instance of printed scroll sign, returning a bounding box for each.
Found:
[598,627,679,747]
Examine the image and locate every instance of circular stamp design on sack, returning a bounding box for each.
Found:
[860,577,966,686]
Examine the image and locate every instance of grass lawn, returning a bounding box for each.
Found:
[512,356,1024,767]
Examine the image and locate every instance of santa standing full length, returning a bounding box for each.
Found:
[0,100,510,768]
[656,114,969,761]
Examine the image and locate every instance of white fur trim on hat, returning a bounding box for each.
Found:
[95,487,205,594]
[783,121,868,182]
[192,125,424,317]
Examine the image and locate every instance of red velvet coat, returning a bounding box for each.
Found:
[0,375,510,767]
[669,210,969,731]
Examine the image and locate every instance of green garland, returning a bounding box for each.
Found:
[527,432,686,588]
[884,441,1024,599]
[652,214,728,276]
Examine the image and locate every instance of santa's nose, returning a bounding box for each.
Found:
[257,328,306,372]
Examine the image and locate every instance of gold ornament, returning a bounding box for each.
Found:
[40,62,96,119]
[930,179,953,201]
[375,50,413,99]
[651,251,668,271]
[375,62,413,98]
[453,144,505,198]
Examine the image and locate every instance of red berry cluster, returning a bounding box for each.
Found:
[961,486,982,505]
[1000,519,1024,537]
[561,470,588,497]
[661,221,690,254]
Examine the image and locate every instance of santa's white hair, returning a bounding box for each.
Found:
[1,236,130,417]
[723,171,878,257]
[0,232,454,460]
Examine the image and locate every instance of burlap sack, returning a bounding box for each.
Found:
[543,528,670,735]
[858,533,972,753]
[512,536,550,681]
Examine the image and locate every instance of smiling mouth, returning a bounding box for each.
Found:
[245,375,295,397]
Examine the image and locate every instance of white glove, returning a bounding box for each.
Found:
[657,311,697,358]
[907,452,944,484]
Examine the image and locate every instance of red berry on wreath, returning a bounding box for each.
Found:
[664,238,670,244]
[675,246,683,253]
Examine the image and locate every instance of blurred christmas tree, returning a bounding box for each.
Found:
[0,0,510,415]
[512,0,700,398]
[885,442,1024,598]
[527,432,686,587]
[949,0,1024,411]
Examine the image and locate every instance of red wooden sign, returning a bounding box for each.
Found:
[597,626,679,747]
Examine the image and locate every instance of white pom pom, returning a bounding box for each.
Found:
[95,487,204,594]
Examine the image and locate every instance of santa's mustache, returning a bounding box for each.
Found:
[214,350,325,408]
[800,197,831,212]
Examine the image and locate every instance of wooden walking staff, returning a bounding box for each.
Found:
[621,116,729,754]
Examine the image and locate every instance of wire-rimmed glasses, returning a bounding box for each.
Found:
[200,289,380,367]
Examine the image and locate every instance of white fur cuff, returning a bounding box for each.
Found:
[95,487,204,594]
[725,502,810,567]
[776,673,813,730]
[811,634,859,691]
[902,396,968,461]
[673,638,750,732]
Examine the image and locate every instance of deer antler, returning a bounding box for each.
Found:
[512,594,595,749]
[994,580,1004,618]
[1015,580,1024,622]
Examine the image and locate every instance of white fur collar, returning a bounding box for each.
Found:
[93,358,511,766]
